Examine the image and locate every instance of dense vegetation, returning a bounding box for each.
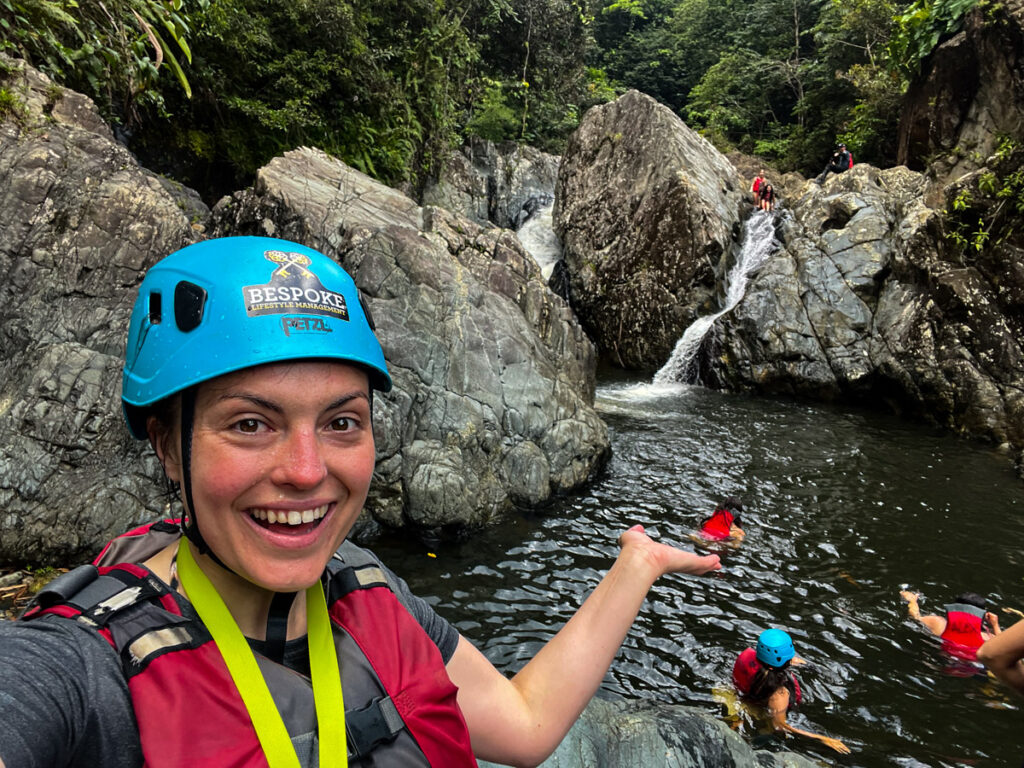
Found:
[0,0,979,200]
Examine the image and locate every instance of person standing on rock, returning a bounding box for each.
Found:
[815,143,853,184]
[751,170,766,202]
[0,236,721,768]
[731,629,851,755]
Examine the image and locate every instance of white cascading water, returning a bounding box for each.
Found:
[653,210,778,386]
[515,202,562,280]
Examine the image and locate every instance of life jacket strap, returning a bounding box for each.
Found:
[28,564,160,627]
[346,695,404,757]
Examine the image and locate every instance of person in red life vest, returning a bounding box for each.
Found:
[900,590,1001,660]
[0,237,722,768]
[757,183,776,212]
[698,497,746,542]
[978,614,1024,696]
[732,629,851,754]
[751,170,766,202]
[815,143,854,184]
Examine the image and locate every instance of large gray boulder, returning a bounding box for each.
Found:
[0,56,204,565]
[479,697,824,768]
[0,59,608,565]
[211,146,609,534]
[554,90,745,369]
[421,136,561,230]
[705,164,1024,458]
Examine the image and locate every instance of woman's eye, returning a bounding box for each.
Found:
[235,418,261,433]
[329,417,354,432]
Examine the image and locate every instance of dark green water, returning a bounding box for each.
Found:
[372,375,1024,767]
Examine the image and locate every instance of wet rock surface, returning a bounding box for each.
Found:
[421,135,561,230]
[706,165,1024,462]
[479,697,823,768]
[554,89,745,370]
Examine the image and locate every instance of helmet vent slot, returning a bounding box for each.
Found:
[174,281,207,332]
[148,292,162,324]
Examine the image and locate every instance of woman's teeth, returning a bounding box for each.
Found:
[250,505,328,525]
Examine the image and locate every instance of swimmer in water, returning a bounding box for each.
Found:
[695,497,745,544]
[900,590,1001,660]
[731,629,851,754]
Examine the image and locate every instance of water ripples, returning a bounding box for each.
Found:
[373,378,1024,766]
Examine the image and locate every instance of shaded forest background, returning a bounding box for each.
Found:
[0,0,980,202]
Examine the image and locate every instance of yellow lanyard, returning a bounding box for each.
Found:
[176,543,348,768]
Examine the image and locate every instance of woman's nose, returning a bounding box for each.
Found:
[271,428,328,489]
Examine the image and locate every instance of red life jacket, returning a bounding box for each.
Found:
[23,520,477,767]
[700,508,735,540]
[731,648,801,707]
[940,603,986,660]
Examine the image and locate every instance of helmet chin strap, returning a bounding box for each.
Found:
[177,385,297,664]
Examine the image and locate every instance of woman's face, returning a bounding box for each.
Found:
[155,361,376,592]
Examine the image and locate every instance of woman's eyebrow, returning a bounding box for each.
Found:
[325,392,370,411]
[217,393,282,413]
[216,391,370,413]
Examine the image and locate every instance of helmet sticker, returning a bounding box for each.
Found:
[243,250,350,320]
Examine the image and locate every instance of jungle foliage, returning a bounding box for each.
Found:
[0,0,980,198]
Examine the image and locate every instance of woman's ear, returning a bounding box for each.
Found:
[147,416,182,483]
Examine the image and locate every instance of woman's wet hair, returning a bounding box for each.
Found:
[955,592,987,609]
[720,497,744,512]
[746,663,795,702]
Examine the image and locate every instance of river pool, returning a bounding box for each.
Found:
[372,372,1024,767]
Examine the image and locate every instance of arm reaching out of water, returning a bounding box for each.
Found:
[446,525,721,767]
[978,617,1024,695]
[900,590,946,636]
[767,687,851,755]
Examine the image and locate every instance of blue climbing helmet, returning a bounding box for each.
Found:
[122,236,392,438]
[756,628,796,668]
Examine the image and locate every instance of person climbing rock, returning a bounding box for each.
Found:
[732,629,851,754]
[815,143,853,184]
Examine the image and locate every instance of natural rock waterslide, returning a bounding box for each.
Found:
[0,56,609,565]
[555,87,1024,472]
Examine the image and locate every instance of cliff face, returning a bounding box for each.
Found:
[707,167,1024,464]
[896,0,1024,188]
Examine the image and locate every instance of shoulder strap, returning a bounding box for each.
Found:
[24,564,160,626]
[329,540,403,597]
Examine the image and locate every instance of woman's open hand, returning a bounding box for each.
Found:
[618,524,722,579]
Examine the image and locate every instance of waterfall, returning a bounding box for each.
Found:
[515,202,562,280]
[653,211,778,386]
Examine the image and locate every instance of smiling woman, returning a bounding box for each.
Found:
[0,236,721,768]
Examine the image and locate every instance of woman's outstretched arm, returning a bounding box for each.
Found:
[978,617,1024,695]
[767,687,851,755]
[445,525,720,768]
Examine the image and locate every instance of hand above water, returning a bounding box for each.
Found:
[820,735,852,755]
[618,524,721,579]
